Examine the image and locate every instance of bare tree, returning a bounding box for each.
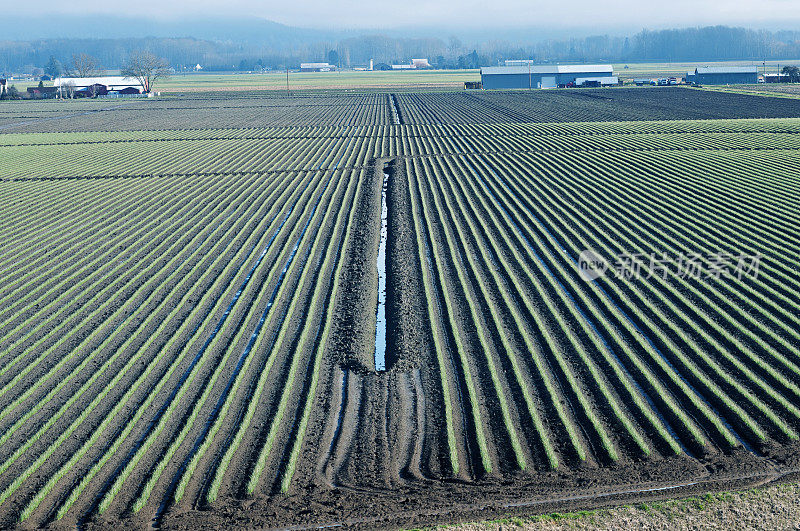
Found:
[59,80,76,99]
[67,54,104,78]
[121,51,171,93]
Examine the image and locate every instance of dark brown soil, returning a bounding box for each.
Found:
[147,159,800,531]
[3,93,800,531]
[156,448,799,530]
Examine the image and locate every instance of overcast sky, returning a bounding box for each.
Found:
[8,0,800,29]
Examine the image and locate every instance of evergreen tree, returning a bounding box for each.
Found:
[44,56,62,78]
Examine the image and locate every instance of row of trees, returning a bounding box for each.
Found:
[4,26,800,76]
[782,66,800,82]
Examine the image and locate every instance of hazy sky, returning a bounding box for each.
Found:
[8,0,800,28]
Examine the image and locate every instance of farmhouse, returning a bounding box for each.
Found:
[687,66,758,85]
[300,62,336,72]
[480,64,614,89]
[26,86,59,99]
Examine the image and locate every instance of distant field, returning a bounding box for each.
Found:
[152,61,800,92]
[614,59,800,79]
[14,61,800,93]
[696,83,800,100]
[151,60,800,92]
[7,87,800,133]
[158,69,480,92]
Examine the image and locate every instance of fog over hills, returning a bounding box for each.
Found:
[2,15,800,73]
[1,14,633,46]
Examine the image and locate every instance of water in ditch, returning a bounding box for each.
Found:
[374,171,389,371]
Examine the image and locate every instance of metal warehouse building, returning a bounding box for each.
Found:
[480,64,614,89]
[687,66,758,85]
[300,62,336,72]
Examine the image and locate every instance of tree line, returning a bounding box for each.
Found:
[2,25,800,76]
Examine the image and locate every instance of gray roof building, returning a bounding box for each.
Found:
[480,64,614,89]
[691,66,758,85]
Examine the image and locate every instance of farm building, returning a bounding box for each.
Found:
[411,58,431,68]
[504,59,536,66]
[26,86,59,99]
[765,73,791,83]
[299,63,336,72]
[575,76,619,87]
[687,66,758,85]
[480,64,614,89]
[54,76,143,93]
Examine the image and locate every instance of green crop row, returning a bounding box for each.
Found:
[158,167,347,509]
[95,170,332,516]
[11,172,304,522]
[484,150,798,446]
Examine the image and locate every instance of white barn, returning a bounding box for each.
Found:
[54,76,144,91]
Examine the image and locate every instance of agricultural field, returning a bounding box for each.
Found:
[1,86,800,529]
[158,69,481,92]
[20,62,799,93]
[698,83,800,100]
[611,59,800,79]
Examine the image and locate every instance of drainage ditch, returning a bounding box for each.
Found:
[374,168,389,371]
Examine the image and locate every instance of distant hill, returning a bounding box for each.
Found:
[2,21,800,74]
[0,15,349,48]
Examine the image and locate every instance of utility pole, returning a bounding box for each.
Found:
[286,66,290,96]
[528,60,531,90]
